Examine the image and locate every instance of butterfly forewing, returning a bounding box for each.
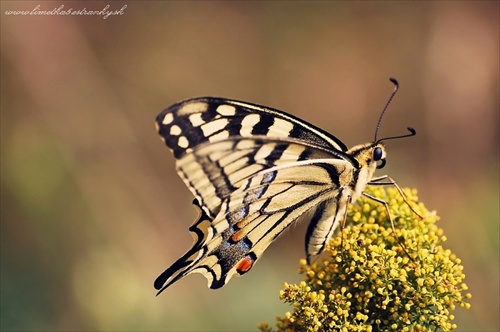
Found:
[154,97,383,293]
[156,97,350,218]
[157,97,348,158]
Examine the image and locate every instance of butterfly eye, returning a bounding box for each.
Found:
[374,147,386,169]
[373,147,383,161]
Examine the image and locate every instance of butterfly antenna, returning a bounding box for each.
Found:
[374,78,399,142]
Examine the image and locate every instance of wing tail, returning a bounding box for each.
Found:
[154,199,212,294]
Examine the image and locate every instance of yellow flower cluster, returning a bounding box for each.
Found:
[259,187,470,332]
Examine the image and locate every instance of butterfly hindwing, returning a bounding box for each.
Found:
[154,159,355,292]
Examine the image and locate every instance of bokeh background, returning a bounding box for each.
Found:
[1,1,498,331]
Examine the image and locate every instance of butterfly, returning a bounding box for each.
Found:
[153,78,416,294]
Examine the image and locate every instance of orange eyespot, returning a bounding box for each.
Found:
[231,230,245,242]
[236,256,255,274]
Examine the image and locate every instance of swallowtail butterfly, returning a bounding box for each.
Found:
[154,78,416,294]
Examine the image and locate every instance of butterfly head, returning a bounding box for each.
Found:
[347,142,387,172]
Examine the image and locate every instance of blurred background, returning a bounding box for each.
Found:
[1,1,498,331]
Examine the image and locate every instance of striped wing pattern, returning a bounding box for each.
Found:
[154,97,362,292]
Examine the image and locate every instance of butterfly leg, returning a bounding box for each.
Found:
[361,192,415,261]
[368,175,423,220]
[338,195,352,259]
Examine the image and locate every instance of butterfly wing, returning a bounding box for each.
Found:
[155,97,358,292]
[154,159,355,293]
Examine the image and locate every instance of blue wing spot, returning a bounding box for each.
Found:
[261,170,277,185]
